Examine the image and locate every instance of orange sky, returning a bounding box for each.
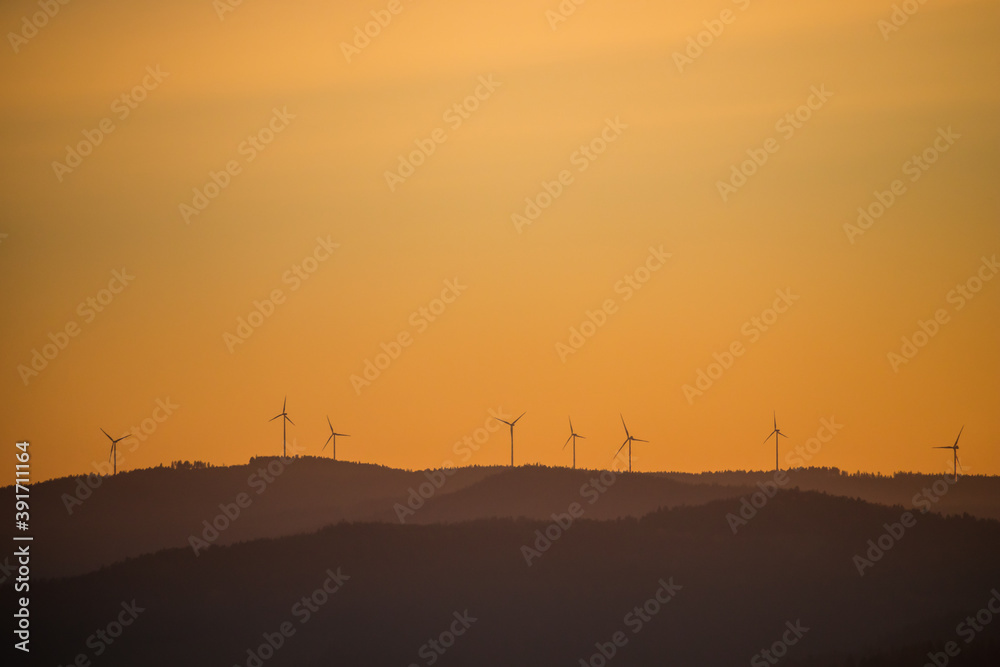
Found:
[1,0,997,482]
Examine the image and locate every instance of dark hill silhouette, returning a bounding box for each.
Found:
[23,459,755,579]
[661,468,1000,520]
[18,461,1000,580]
[31,490,1000,666]
[406,465,752,524]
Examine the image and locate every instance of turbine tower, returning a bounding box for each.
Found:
[269,396,294,458]
[614,415,648,473]
[100,428,133,476]
[763,411,788,471]
[933,426,964,482]
[563,417,585,469]
[495,412,525,467]
[323,416,350,461]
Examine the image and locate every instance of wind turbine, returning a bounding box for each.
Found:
[495,412,525,467]
[101,428,133,476]
[763,411,788,471]
[269,396,294,458]
[614,415,648,473]
[322,416,350,461]
[933,426,964,482]
[563,417,585,469]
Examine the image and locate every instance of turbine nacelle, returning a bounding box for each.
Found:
[322,415,350,456]
[495,412,525,467]
[615,415,648,472]
[932,426,964,481]
[100,427,134,475]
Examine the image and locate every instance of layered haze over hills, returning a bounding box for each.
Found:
[3,0,998,665]
[13,461,1000,666]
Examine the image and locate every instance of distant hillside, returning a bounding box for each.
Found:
[406,465,751,524]
[18,461,1000,580]
[32,490,1000,666]
[661,468,1000,520]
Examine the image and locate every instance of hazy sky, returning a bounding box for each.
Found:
[1,0,997,482]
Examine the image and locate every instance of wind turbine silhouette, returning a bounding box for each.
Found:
[933,426,964,482]
[614,415,647,473]
[269,396,294,458]
[563,417,585,469]
[495,412,525,467]
[763,411,788,471]
[101,428,133,476]
[323,416,350,461]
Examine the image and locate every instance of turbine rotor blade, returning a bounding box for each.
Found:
[633,438,649,443]
[763,430,777,444]
[615,439,628,457]
[269,414,282,422]
[564,435,573,448]
[512,412,526,425]
[620,414,630,438]
[285,416,295,426]
[100,427,114,442]
[954,426,964,447]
